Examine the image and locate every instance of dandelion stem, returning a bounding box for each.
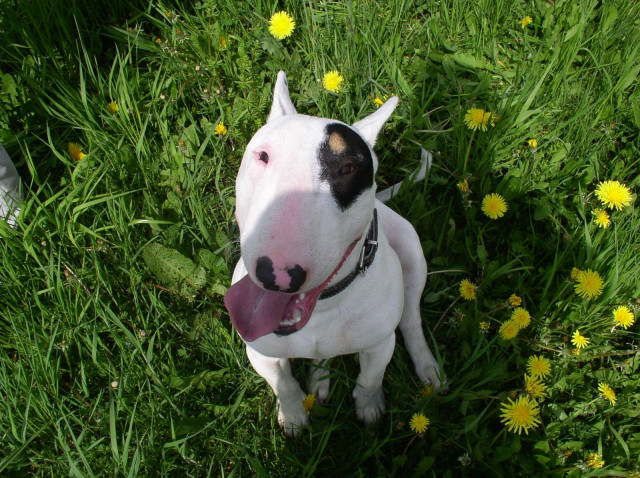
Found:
[463,129,475,174]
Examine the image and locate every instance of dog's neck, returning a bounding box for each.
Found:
[320,209,378,300]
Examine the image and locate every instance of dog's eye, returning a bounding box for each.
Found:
[338,164,356,176]
[258,151,269,164]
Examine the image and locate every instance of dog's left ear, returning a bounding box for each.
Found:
[352,96,399,147]
[268,71,297,122]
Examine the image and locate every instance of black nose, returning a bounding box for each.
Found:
[255,256,307,293]
[286,264,306,293]
[256,256,278,291]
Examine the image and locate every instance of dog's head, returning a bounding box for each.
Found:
[225,71,398,341]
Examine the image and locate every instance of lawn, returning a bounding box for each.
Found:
[1,0,639,476]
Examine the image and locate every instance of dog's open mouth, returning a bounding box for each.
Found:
[224,242,357,342]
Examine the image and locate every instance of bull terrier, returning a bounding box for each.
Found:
[224,71,444,436]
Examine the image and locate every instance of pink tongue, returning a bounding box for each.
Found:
[224,274,293,342]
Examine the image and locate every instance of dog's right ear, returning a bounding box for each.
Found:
[268,71,297,122]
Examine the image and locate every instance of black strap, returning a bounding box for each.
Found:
[319,209,378,300]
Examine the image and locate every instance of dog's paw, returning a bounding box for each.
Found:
[309,366,330,403]
[277,392,309,437]
[418,365,448,393]
[353,387,385,425]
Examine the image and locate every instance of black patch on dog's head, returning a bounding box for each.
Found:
[318,123,374,211]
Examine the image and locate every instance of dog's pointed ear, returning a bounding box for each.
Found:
[268,71,297,122]
[351,96,399,146]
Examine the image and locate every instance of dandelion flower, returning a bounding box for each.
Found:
[420,384,434,397]
[302,393,316,413]
[527,138,538,148]
[585,453,605,469]
[479,321,490,331]
[457,179,470,193]
[464,108,491,132]
[373,95,388,107]
[595,180,632,210]
[322,70,344,93]
[574,269,604,299]
[508,294,522,307]
[215,122,228,135]
[500,395,541,435]
[571,330,590,349]
[459,279,477,300]
[598,383,616,406]
[481,193,508,219]
[612,305,635,329]
[409,413,430,434]
[511,308,531,329]
[68,142,86,162]
[593,208,611,229]
[526,355,551,379]
[520,16,533,28]
[524,374,547,399]
[107,100,119,114]
[499,320,520,340]
[268,11,295,40]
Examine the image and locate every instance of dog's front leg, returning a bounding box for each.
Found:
[246,346,308,437]
[352,333,396,425]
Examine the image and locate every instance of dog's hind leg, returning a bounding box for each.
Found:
[309,359,330,402]
[246,346,308,437]
[377,201,445,390]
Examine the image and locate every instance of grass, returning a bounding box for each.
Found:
[1,0,639,475]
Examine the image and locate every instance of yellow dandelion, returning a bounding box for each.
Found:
[598,383,617,406]
[420,384,434,397]
[457,179,470,193]
[481,193,508,219]
[500,395,541,435]
[67,142,86,162]
[524,374,547,399]
[585,453,605,469]
[574,269,604,299]
[593,208,611,229]
[571,330,590,349]
[268,11,295,40]
[107,100,119,114]
[373,95,388,108]
[508,294,522,307]
[595,180,632,210]
[521,16,533,28]
[215,122,228,135]
[612,305,635,329]
[409,413,430,434]
[526,355,551,379]
[511,308,531,329]
[322,70,344,93]
[464,108,491,132]
[302,393,316,413]
[499,320,520,340]
[459,279,477,300]
[527,138,538,148]
[479,321,491,331]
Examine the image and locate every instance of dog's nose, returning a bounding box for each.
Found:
[255,256,307,293]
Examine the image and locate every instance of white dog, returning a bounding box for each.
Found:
[224,71,444,436]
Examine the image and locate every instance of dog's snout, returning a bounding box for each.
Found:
[255,256,307,293]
